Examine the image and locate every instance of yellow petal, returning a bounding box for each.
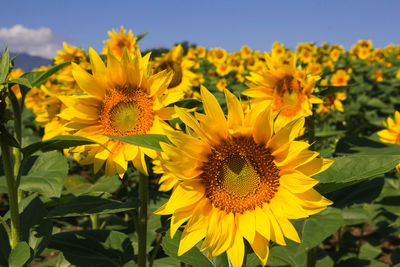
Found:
[89,47,106,78]
[238,210,256,244]
[250,232,270,266]
[175,106,210,142]
[255,206,270,240]
[200,86,227,129]
[132,150,148,175]
[226,229,244,267]
[224,89,244,129]
[155,180,205,215]
[280,170,319,193]
[274,216,300,243]
[170,204,196,238]
[263,206,286,245]
[296,158,334,177]
[269,117,305,155]
[253,107,273,144]
[71,63,107,98]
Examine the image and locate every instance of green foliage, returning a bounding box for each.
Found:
[106,134,171,151]
[161,230,214,267]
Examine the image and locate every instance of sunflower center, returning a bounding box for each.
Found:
[110,102,140,131]
[100,89,154,136]
[221,156,260,198]
[201,136,280,214]
[156,61,182,88]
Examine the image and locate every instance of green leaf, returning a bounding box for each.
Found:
[314,154,400,184]
[105,134,171,151]
[22,135,103,158]
[317,84,352,97]
[19,152,68,198]
[297,207,343,249]
[136,31,148,42]
[64,175,122,196]
[21,62,70,87]
[47,195,139,217]
[0,46,10,83]
[171,98,202,109]
[161,230,214,267]
[48,230,134,266]
[7,77,32,88]
[0,125,20,148]
[359,243,381,260]
[8,242,32,267]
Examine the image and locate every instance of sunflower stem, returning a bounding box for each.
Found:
[90,214,99,230]
[306,246,317,267]
[0,140,20,248]
[138,171,148,267]
[149,233,163,267]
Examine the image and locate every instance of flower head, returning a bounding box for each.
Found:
[103,26,138,58]
[244,53,322,129]
[155,87,333,267]
[59,48,183,177]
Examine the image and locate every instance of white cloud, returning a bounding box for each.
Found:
[0,24,62,59]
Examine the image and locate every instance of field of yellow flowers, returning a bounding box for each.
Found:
[1,27,400,267]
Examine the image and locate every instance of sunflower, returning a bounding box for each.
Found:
[331,69,350,86]
[317,93,346,114]
[215,78,228,92]
[59,48,183,177]
[244,53,322,130]
[153,44,197,98]
[371,69,384,82]
[103,26,138,58]
[54,42,87,65]
[155,86,333,267]
[8,68,24,99]
[378,111,400,171]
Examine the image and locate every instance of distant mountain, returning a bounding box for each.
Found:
[10,52,52,72]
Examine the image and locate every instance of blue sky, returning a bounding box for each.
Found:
[1,0,399,58]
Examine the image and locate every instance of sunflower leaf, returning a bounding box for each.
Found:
[161,230,214,267]
[0,46,10,83]
[20,61,70,88]
[46,195,139,217]
[314,154,400,185]
[19,152,68,198]
[21,135,106,158]
[105,134,172,151]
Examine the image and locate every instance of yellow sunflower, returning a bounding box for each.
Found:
[54,42,87,65]
[153,44,197,98]
[155,87,333,267]
[59,48,183,177]
[244,53,322,129]
[317,93,346,114]
[378,111,400,171]
[331,69,350,86]
[103,26,138,58]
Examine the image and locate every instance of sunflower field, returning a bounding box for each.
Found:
[1,27,400,267]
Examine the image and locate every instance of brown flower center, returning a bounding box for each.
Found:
[201,136,280,214]
[100,88,154,136]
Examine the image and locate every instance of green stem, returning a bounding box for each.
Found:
[149,234,163,267]
[138,172,148,267]
[90,214,99,230]
[0,141,20,248]
[10,88,24,203]
[306,246,317,267]
[0,215,11,241]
